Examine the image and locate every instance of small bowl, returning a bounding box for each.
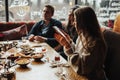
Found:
[15,58,30,68]
[32,53,44,62]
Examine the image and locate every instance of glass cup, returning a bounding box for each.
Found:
[21,36,27,43]
[54,54,63,75]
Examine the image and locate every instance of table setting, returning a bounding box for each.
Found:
[0,40,87,80]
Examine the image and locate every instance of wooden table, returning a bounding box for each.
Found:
[0,40,87,80]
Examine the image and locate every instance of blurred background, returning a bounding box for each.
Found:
[0,0,120,27]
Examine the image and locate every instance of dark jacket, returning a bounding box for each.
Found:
[103,29,120,80]
[28,18,63,48]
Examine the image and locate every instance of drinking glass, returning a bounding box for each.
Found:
[41,47,49,62]
[21,36,27,43]
[54,54,63,75]
[55,55,60,63]
[41,47,47,53]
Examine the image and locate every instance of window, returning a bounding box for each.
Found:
[0,0,75,22]
[0,0,5,22]
[0,0,106,22]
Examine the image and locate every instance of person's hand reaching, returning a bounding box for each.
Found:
[54,32,72,49]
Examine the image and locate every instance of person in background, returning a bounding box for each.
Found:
[64,5,79,43]
[113,12,120,33]
[28,5,63,48]
[101,27,120,80]
[56,6,107,80]
[59,5,79,60]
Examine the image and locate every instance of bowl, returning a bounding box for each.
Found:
[15,58,30,68]
[21,47,34,55]
[32,53,44,61]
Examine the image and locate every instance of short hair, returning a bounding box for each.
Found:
[45,5,54,15]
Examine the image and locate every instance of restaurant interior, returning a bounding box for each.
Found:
[0,0,120,80]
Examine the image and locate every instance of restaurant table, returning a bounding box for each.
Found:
[0,40,87,80]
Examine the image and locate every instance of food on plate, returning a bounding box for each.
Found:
[15,58,30,67]
[32,53,44,61]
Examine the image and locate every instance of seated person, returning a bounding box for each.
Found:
[57,5,79,60]
[101,28,120,80]
[64,5,79,43]
[55,6,107,80]
[28,5,63,48]
[113,12,120,33]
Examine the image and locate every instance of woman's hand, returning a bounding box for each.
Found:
[54,32,72,49]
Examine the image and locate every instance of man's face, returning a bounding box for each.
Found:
[42,7,53,21]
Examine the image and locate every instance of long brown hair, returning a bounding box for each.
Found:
[74,6,105,53]
[66,5,79,30]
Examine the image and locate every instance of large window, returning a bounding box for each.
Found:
[0,0,76,22]
[2,0,117,24]
[0,0,5,21]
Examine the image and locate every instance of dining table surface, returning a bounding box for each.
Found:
[0,40,87,80]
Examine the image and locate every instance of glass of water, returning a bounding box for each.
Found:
[21,36,27,43]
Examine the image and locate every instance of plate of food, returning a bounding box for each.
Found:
[15,58,30,68]
[32,53,44,62]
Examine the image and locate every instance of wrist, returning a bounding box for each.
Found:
[64,47,73,56]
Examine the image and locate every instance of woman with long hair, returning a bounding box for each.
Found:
[56,6,107,80]
[65,5,79,43]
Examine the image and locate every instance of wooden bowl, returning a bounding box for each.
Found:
[32,53,44,62]
[15,58,30,68]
